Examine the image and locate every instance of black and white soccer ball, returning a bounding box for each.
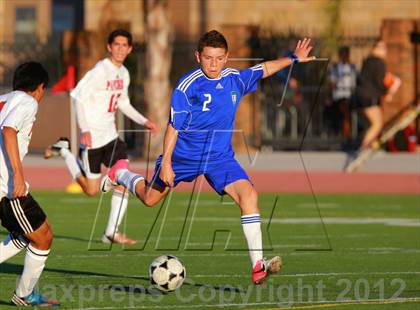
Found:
[149,255,186,292]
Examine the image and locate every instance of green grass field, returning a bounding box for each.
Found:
[0,191,419,309]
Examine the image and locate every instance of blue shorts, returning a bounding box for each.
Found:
[151,156,251,195]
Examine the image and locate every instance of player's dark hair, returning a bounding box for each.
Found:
[338,46,350,56]
[197,30,228,53]
[12,61,49,91]
[108,29,133,46]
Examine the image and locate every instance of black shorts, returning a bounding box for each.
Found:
[0,194,46,236]
[80,138,128,179]
[355,90,380,108]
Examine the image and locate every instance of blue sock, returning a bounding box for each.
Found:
[116,169,144,196]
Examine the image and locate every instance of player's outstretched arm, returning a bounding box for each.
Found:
[159,124,178,187]
[261,37,316,79]
[2,127,26,198]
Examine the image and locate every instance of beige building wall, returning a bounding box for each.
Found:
[84,0,145,40]
[0,1,5,44]
[0,0,51,83]
[205,0,420,36]
[340,0,420,35]
[84,0,202,42]
[2,0,51,43]
[206,0,326,35]
[82,0,420,42]
[167,0,202,40]
[0,1,5,79]
[0,1,6,83]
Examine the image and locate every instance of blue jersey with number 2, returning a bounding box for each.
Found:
[169,65,263,162]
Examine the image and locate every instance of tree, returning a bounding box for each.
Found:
[144,0,173,156]
[323,0,343,58]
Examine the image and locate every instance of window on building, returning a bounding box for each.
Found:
[52,0,83,33]
[15,7,37,43]
[52,4,74,32]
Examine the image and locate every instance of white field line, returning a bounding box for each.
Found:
[48,247,420,260]
[52,233,403,243]
[65,243,418,254]
[62,297,420,310]
[175,217,420,227]
[2,271,419,280]
[296,203,340,208]
[58,198,402,211]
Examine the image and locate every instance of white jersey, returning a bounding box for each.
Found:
[0,91,38,199]
[71,58,131,149]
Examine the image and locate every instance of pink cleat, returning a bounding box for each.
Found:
[252,256,282,285]
[100,159,129,193]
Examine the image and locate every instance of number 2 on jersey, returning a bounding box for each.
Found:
[108,93,121,112]
[202,94,211,112]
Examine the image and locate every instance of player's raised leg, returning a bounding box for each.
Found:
[44,137,83,181]
[224,179,282,285]
[101,159,169,208]
[44,138,99,196]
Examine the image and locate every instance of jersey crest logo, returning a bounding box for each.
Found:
[231,91,237,105]
[216,83,223,89]
[0,101,6,111]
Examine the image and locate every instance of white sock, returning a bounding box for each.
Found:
[0,234,28,263]
[60,148,82,179]
[116,169,144,196]
[241,214,263,267]
[15,245,50,298]
[105,190,128,237]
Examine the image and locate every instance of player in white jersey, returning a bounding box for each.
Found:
[0,62,60,306]
[45,29,157,245]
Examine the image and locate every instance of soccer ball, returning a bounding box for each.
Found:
[149,255,186,292]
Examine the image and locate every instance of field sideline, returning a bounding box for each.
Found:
[0,191,419,309]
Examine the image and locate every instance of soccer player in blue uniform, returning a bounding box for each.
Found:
[102,30,316,284]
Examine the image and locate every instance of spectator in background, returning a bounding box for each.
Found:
[327,46,357,138]
[355,40,401,150]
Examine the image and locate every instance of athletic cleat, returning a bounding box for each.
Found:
[100,159,128,193]
[44,137,70,159]
[100,175,116,193]
[102,232,136,245]
[252,256,282,285]
[11,290,60,307]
